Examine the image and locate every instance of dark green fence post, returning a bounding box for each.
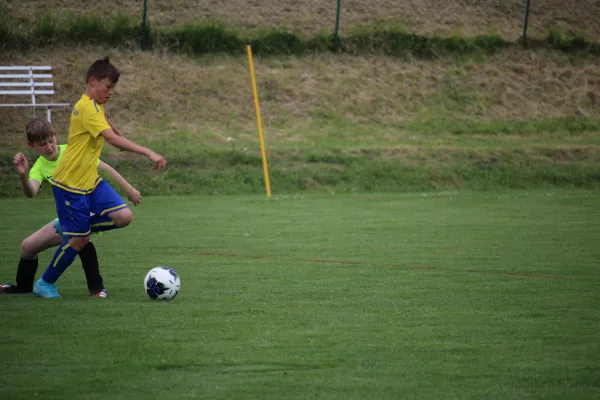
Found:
[141,0,149,50]
[333,0,342,51]
[522,0,532,45]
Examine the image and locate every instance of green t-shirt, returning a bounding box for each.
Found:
[28,144,67,184]
[29,144,99,186]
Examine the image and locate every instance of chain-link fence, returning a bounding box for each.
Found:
[3,0,600,50]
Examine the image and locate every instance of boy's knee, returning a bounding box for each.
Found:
[20,238,37,259]
[112,208,134,228]
[69,236,90,251]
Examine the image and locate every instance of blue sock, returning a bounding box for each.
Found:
[41,242,79,284]
[89,214,119,233]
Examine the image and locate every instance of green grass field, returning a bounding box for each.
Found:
[1,190,599,399]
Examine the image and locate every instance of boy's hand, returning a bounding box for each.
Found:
[126,188,142,206]
[148,152,167,170]
[13,153,29,175]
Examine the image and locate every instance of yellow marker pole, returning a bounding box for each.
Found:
[246,45,271,198]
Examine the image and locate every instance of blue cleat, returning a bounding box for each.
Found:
[33,278,62,299]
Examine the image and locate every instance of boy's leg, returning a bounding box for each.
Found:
[0,221,62,294]
[83,180,131,297]
[54,218,105,294]
[88,209,132,233]
[78,241,105,295]
[35,181,130,298]
[89,180,132,232]
[35,238,89,298]
[34,187,91,298]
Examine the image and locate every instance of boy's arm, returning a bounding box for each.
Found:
[107,120,124,137]
[13,153,41,198]
[99,129,167,170]
[19,175,41,198]
[98,160,142,205]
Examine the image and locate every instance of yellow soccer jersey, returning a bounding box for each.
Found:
[29,144,67,184]
[50,94,111,193]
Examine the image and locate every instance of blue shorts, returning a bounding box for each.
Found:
[52,179,128,238]
[53,218,104,241]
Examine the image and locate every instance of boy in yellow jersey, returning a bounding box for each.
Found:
[0,118,141,296]
[33,57,166,298]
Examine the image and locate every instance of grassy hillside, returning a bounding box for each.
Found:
[0,2,599,196]
[3,0,600,41]
[1,45,598,196]
[3,46,599,137]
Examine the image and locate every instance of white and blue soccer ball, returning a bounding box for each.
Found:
[144,266,181,300]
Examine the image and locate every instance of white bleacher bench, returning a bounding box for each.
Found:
[0,66,70,123]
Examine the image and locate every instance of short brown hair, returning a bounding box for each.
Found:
[26,118,55,143]
[86,56,120,84]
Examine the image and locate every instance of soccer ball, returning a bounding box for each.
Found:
[144,266,181,300]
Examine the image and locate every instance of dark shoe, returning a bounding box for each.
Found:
[0,283,32,294]
[90,289,108,298]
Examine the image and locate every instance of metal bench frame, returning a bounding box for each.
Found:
[0,66,70,123]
